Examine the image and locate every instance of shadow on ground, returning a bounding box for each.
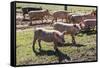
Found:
[33,49,71,63]
[57,43,86,47]
[32,42,87,63]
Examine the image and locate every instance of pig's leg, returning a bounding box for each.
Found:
[51,18,55,25]
[38,40,42,51]
[54,42,59,51]
[55,18,57,22]
[32,36,37,53]
[29,17,32,26]
[65,18,67,22]
[44,16,48,23]
[52,17,56,23]
[62,18,63,22]
[66,17,68,22]
[71,34,76,45]
[23,13,25,19]
[51,18,54,23]
[41,17,44,23]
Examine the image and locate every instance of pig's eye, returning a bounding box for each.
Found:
[62,38,65,42]
[75,26,78,29]
[61,36,64,41]
[75,26,80,30]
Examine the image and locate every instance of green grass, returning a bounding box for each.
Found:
[16,29,97,65]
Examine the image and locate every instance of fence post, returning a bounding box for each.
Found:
[64,5,67,10]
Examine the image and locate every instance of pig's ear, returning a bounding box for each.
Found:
[79,23,81,26]
[79,22,82,27]
[79,22,85,29]
[53,32,58,40]
[73,24,77,27]
[62,31,67,35]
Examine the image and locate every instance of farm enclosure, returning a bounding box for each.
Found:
[15,2,97,66]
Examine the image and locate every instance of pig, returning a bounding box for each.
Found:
[53,22,81,45]
[22,7,42,19]
[28,9,50,25]
[32,28,65,53]
[83,11,96,20]
[68,14,84,23]
[68,10,96,24]
[52,11,70,23]
[80,19,96,31]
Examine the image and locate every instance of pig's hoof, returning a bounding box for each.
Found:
[72,43,76,46]
[39,48,42,51]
